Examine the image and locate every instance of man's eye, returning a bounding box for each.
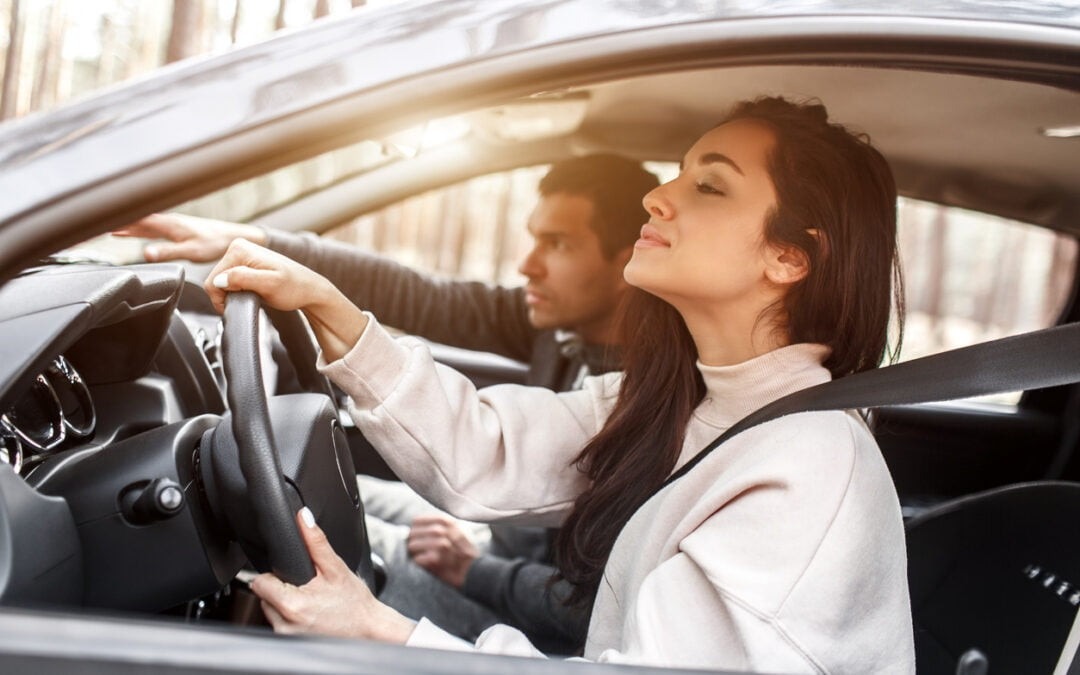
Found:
[696,182,725,196]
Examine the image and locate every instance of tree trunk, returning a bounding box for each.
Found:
[230,0,242,44]
[1,0,24,119]
[351,0,367,7]
[274,0,288,30]
[128,3,164,79]
[314,0,330,19]
[165,0,204,64]
[31,0,67,111]
[96,14,118,86]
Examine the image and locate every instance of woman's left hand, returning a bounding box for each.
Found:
[250,508,416,643]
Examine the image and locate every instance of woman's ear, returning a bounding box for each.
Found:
[763,243,810,286]
[764,229,821,286]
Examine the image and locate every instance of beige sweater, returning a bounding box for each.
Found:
[321,315,915,673]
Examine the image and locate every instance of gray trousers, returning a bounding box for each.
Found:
[359,475,501,641]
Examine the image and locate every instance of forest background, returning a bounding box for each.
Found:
[0,0,390,120]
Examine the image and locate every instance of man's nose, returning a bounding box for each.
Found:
[518,247,545,279]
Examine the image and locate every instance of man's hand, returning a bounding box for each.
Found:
[406,515,480,589]
[250,508,415,642]
[113,213,267,263]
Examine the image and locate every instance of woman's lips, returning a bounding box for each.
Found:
[635,224,671,248]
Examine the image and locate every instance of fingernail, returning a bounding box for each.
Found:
[212,272,229,289]
[300,507,315,529]
[144,245,159,261]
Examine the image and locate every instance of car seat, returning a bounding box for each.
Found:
[905,481,1080,674]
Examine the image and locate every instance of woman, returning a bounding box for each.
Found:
[205,97,914,672]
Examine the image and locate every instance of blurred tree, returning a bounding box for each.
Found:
[1,0,22,119]
[166,0,204,64]
[230,0,242,44]
[129,3,165,79]
[96,13,118,86]
[274,0,287,30]
[315,0,330,19]
[30,0,66,111]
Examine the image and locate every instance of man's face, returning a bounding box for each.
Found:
[517,192,632,344]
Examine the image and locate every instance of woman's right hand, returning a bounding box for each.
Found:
[251,508,416,643]
[206,239,368,363]
[113,213,267,263]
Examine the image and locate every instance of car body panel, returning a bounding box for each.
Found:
[1,1,1079,674]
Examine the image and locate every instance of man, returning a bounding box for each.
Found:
[118,154,659,652]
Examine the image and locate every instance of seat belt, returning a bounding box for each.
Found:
[659,321,1080,493]
[644,320,1080,675]
[1054,607,1080,675]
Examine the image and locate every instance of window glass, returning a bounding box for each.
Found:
[897,200,1077,404]
[322,164,1077,405]
[77,152,1076,408]
[898,199,1077,359]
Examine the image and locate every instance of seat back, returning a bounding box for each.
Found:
[906,482,1080,674]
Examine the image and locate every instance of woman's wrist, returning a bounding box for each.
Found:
[369,604,417,644]
[303,283,369,363]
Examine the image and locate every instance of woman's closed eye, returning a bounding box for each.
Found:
[695,181,726,196]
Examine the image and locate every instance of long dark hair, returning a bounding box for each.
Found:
[554,97,905,607]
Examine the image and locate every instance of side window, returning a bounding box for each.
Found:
[320,161,678,285]
[322,166,548,286]
[897,199,1077,403]
[323,166,1078,406]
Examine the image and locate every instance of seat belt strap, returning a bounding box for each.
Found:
[659,321,1080,493]
[1053,606,1080,675]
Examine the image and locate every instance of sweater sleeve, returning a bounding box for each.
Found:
[265,229,537,361]
[319,314,620,525]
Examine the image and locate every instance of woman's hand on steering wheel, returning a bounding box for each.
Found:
[205,239,368,363]
[251,508,415,643]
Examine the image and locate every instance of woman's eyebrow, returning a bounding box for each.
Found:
[697,152,744,176]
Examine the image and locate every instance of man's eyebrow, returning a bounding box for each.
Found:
[530,228,572,239]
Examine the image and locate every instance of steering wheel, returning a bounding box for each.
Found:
[198,291,373,588]
[264,306,336,401]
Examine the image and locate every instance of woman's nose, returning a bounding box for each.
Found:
[642,183,673,219]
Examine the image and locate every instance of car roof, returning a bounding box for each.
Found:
[0,0,1078,277]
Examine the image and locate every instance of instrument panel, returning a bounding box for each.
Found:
[0,356,95,472]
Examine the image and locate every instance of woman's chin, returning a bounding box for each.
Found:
[623,265,668,302]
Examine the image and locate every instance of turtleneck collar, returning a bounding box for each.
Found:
[693,343,833,429]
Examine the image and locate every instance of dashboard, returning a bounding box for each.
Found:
[1,356,95,473]
[0,259,376,616]
[0,261,243,611]
[0,262,226,481]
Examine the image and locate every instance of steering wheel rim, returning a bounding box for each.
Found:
[264,306,336,400]
[221,291,314,585]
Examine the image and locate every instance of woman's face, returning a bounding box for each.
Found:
[624,119,785,317]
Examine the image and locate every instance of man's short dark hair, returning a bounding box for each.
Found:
[538,154,660,259]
